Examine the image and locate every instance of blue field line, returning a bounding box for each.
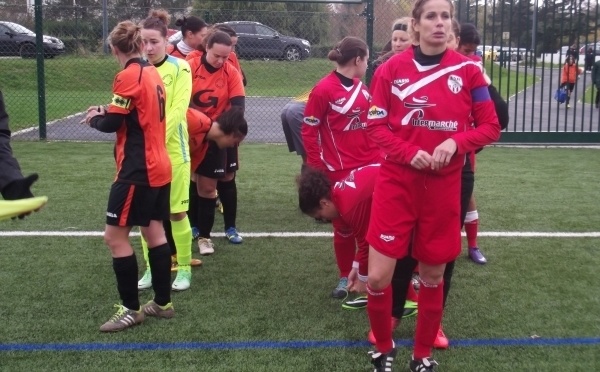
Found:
[1,337,599,352]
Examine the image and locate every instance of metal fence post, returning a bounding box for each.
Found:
[34,0,46,140]
[364,0,374,85]
[102,0,108,54]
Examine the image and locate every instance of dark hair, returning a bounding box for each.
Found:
[175,16,207,37]
[393,23,408,32]
[459,23,480,46]
[213,23,237,38]
[327,36,368,66]
[109,21,143,55]
[205,30,232,49]
[216,106,247,138]
[296,168,331,215]
[141,9,170,38]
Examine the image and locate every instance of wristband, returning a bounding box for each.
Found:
[352,261,359,269]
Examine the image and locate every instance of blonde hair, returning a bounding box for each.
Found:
[108,20,143,55]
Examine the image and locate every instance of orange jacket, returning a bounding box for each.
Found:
[561,63,579,84]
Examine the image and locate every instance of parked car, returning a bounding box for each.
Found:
[579,42,600,56]
[482,45,500,61]
[0,21,64,58]
[224,21,310,61]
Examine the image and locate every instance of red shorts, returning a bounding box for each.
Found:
[366,162,461,265]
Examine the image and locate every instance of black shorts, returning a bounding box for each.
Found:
[194,141,239,179]
[106,182,170,227]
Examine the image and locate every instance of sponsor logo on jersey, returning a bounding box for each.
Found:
[412,118,458,131]
[334,97,347,105]
[181,199,189,205]
[303,116,320,126]
[393,78,409,87]
[111,94,131,110]
[380,234,395,242]
[447,74,463,93]
[106,212,118,218]
[367,105,387,119]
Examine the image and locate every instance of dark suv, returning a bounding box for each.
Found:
[0,21,65,58]
[224,21,310,61]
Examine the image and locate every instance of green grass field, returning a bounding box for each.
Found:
[1,56,534,131]
[1,143,599,371]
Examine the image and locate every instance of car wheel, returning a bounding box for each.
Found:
[284,46,301,61]
[20,43,36,59]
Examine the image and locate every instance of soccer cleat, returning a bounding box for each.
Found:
[0,196,48,221]
[198,238,215,255]
[99,304,144,332]
[341,295,367,310]
[368,345,397,372]
[137,269,152,290]
[191,258,203,267]
[171,267,191,291]
[433,325,449,349]
[191,227,200,241]
[216,197,224,214]
[468,247,487,264]
[331,277,348,299]
[141,300,175,319]
[409,357,439,372]
[225,227,243,244]
[402,300,418,318]
[367,317,399,345]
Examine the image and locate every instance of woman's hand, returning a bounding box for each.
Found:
[431,138,457,171]
[410,150,433,170]
[80,105,106,125]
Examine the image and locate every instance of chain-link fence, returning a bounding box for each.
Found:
[1,1,599,143]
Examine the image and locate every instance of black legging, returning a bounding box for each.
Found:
[391,156,474,319]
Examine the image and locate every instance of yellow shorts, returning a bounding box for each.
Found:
[170,162,191,213]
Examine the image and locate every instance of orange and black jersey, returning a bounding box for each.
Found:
[188,53,245,120]
[186,107,213,172]
[91,58,171,187]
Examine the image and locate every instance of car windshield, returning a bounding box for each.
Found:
[5,22,35,36]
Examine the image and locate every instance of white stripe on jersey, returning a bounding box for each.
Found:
[392,60,480,101]
[330,81,364,115]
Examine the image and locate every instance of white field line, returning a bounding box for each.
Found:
[11,111,86,136]
[0,231,599,238]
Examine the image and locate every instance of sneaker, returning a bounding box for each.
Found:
[99,304,144,332]
[171,268,191,291]
[341,295,367,310]
[402,300,418,319]
[468,247,487,264]
[433,326,449,349]
[191,258,203,267]
[225,227,243,244]
[331,277,348,299]
[198,238,215,255]
[141,300,175,319]
[368,317,399,345]
[409,357,439,372]
[368,345,397,372]
[137,269,152,290]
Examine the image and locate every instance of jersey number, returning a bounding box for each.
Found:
[192,89,219,109]
[157,85,166,122]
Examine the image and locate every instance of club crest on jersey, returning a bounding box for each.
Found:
[447,75,463,94]
[111,94,131,110]
[303,116,320,126]
[162,74,174,87]
[215,78,225,89]
[367,106,387,119]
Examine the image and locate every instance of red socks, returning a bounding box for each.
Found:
[413,279,444,359]
[367,283,394,353]
[332,223,356,278]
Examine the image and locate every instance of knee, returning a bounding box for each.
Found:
[368,269,392,291]
[170,212,187,221]
[222,172,235,182]
[419,271,444,286]
[196,181,217,198]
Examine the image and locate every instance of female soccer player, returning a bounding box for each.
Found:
[373,18,412,71]
[82,20,175,332]
[167,16,208,59]
[137,9,195,292]
[302,36,379,299]
[188,30,245,255]
[365,0,501,370]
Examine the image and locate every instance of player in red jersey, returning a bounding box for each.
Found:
[302,36,379,301]
[365,0,501,370]
[81,21,175,332]
[166,16,208,59]
[188,30,245,254]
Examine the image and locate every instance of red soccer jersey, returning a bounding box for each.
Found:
[367,47,500,175]
[331,163,380,277]
[188,53,245,120]
[107,58,171,187]
[302,71,379,172]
